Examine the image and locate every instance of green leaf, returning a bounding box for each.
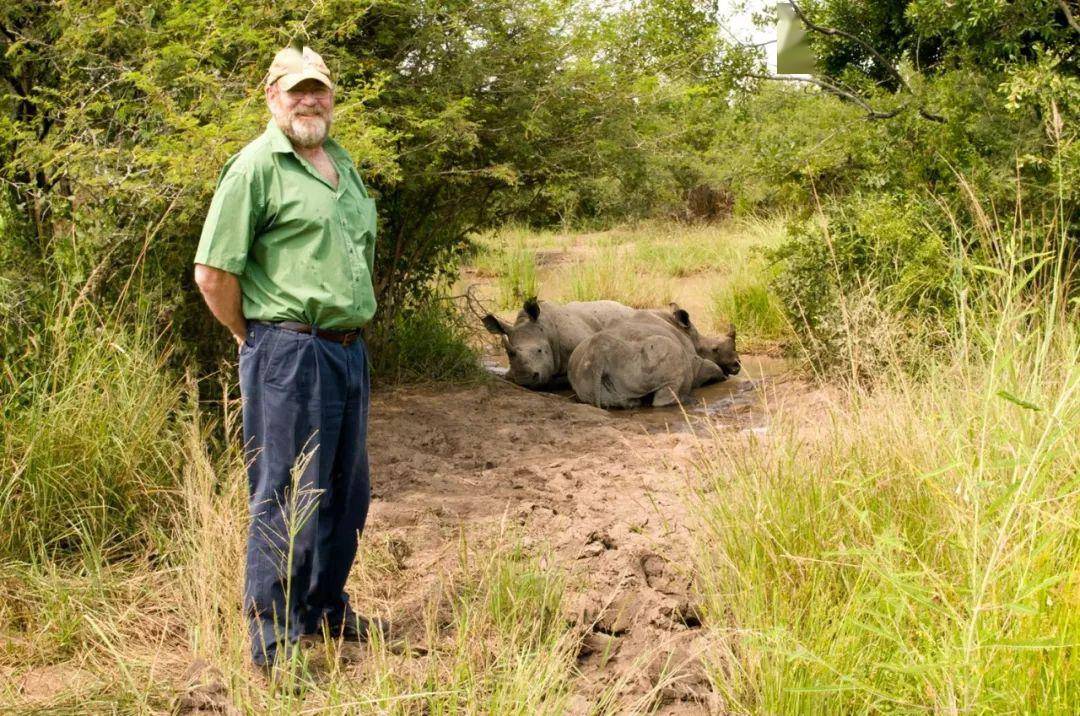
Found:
[996,390,1042,411]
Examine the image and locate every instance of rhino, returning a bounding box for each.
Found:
[482,298,639,388]
[567,307,740,409]
[651,304,741,379]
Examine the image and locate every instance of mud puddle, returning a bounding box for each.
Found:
[481,352,791,434]
[626,354,790,435]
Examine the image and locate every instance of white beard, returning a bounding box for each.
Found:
[270,101,332,149]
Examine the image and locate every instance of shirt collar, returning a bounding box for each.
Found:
[264,119,353,167]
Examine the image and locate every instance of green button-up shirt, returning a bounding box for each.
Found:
[195,120,377,330]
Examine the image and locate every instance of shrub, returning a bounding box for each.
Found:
[366,297,483,384]
[772,194,959,373]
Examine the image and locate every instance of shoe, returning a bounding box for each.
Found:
[327,612,391,643]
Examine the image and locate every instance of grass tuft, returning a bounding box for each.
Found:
[710,269,788,348]
[561,246,673,308]
[496,243,538,311]
[1,319,183,562]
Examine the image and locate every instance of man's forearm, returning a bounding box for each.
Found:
[194,264,247,343]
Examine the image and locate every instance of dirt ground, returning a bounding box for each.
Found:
[7,354,820,714]
[359,354,820,713]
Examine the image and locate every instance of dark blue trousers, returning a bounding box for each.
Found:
[237,322,371,665]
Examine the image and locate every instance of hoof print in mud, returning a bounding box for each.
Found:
[596,591,643,635]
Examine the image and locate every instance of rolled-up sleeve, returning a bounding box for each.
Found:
[194,159,261,275]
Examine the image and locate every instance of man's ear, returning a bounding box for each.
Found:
[483,314,510,335]
[523,297,541,322]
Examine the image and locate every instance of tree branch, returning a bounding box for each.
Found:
[786,0,945,123]
[787,0,910,92]
[1059,0,1080,34]
[746,73,903,120]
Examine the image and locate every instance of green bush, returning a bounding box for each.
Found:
[776,195,955,317]
[367,298,483,384]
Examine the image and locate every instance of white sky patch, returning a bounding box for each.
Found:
[716,0,777,72]
[579,0,780,72]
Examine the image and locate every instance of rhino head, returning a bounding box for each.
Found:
[482,298,558,388]
[667,304,741,377]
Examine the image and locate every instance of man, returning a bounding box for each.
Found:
[193,45,382,673]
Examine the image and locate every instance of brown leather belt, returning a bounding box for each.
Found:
[253,320,362,346]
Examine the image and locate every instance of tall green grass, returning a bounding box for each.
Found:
[0,317,183,562]
[495,243,538,311]
[562,246,673,308]
[467,232,540,310]
[709,255,789,349]
[692,206,1080,712]
[710,275,786,340]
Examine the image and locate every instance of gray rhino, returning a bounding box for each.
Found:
[652,304,741,379]
[482,298,638,388]
[567,308,740,409]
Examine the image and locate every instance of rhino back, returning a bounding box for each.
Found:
[537,301,631,372]
[568,327,695,409]
[569,333,639,408]
[563,300,638,330]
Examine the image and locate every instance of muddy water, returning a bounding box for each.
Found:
[623,354,789,434]
[481,352,790,434]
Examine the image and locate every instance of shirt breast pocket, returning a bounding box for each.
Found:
[353,197,376,239]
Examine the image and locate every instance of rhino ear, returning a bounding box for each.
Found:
[483,314,511,335]
[726,323,736,340]
[523,297,541,322]
[666,302,691,328]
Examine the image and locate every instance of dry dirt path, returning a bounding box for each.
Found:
[361,357,812,713]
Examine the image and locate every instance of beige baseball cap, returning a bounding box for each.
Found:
[266,46,333,91]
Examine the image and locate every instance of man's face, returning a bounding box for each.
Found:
[267,78,333,149]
